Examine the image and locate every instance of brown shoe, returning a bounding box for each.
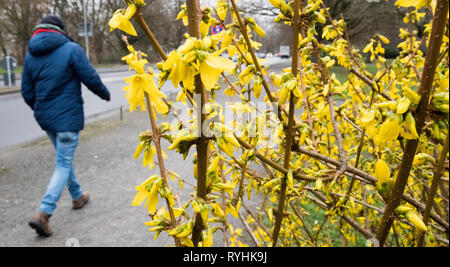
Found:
[72,193,89,210]
[29,211,53,237]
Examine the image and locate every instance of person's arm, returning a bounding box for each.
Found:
[21,55,36,110]
[70,44,111,101]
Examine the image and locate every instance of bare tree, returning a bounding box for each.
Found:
[50,0,124,64]
[0,17,9,56]
[124,0,186,60]
[0,0,51,64]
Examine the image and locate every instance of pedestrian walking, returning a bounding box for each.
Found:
[21,15,111,237]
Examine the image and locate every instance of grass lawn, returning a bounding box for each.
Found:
[0,66,23,75]
[93,63,125,69]
[331,59,394,84]
[299,199,368,247]
[259,196,369,246]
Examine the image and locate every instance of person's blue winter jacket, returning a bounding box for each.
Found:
[21,32,110,132]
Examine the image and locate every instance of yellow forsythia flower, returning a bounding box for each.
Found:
[395,205,428,232]
[397,97,411,114]
[122,45,168,114]
[375,159,390,185]
[395,0,430,9]
[135,0,145,6]
[108,4,137,36]
[360,110,376,127]
[400,112,419,139]
[269,0,283,8]
[160,37,235,91]
[216,0,228,21]
[375,115,401,144]
[200,50,236,90]
[124,73,168,114]
[132,175,162,214]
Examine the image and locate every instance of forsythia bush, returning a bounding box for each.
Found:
[109,0,449,247]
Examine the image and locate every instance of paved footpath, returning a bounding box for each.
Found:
[0,111,167,246]
[0,109,260,247]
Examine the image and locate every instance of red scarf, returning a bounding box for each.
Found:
[31,29,64,38]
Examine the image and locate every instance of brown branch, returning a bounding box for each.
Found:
[234,135,328,182]
[309,28,348,180]
[326,94,347,175]
[292,145,377,184]
[304,186,384,213]
[144,94,181,247]
[401,194,449,230]
[229,0,276,105]
[376,0,449,246]
[224,1,294,124]
[289,202,315,246]
[309,190,375,240]
[292,144,449,230]
[185,0,209,247]
[219,155,229,247]
[298,61,318,151]
[130,1,195,106]
[238,211,259,247]
[242,203,272,243]
[120,14,181,245]
[133,9,168,60]
[339,91,375,215]
[418,134,450,246]
[350,68,393,101]
[272,0,300,247]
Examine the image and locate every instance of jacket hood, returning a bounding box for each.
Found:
[28,32,69,56]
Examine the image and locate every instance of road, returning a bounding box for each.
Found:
[0,70,129,151]
[0,57,286,151]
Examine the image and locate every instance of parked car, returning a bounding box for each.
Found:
[280,46,290,59]
[255,52,266,59]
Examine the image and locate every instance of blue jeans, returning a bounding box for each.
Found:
[39,131,83,215]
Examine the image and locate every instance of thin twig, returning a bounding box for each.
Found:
[229,0,279,108]
[289,202,315,246]
[144,94,181,247]
[418,134,449,246]
[238,211,259,247]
